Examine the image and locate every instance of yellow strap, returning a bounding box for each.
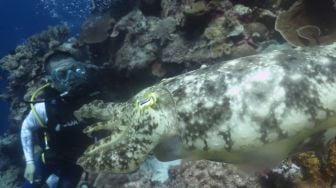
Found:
[30,83,50,127]
[41,152,46,164]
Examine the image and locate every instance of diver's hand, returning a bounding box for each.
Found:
[24,162,35,184]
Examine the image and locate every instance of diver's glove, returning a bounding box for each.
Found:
[24,162,35,184]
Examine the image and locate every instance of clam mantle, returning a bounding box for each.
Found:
[75,44,336,173]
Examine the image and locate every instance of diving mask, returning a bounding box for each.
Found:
[49,58,97,95]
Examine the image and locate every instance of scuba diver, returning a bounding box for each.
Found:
[21,50,100,188]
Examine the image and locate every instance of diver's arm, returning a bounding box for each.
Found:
[20,103,47,163]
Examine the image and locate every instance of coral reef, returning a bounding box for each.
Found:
[275,0,336,46]
[81,156,180,188]
[0,26,71,187]
[325,138,336,179]
[292,152,330,187]
[288,139,336,188]
[0,134,23,187]
[112,11,160,70]
[265,161,302,188]
[83,0,278,76]
[80,12,115,44]
[165,160,260,188]
[84,159,260,188]
[263,139,336,188]
[2,0,336,187]
[0,166,21,188]
[0,26,69,131]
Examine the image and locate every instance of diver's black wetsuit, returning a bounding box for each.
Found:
[22,88,94,188]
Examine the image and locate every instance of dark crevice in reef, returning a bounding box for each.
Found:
[139,0,162,17]
[182,12,212,40]
[303,0,336,33]
[229,0,294,10]
[89,32,126,66]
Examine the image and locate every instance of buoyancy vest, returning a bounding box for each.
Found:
[40,88,94,164]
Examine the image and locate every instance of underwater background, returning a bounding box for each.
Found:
[1,0,336,187]
[0,0,91,134]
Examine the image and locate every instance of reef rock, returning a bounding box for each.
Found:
[0,134,23,187]
[110,10,169,70]
[79,12,115,44]
[76,43,336,173]
[165,160,260,188]
[107,9,179,71]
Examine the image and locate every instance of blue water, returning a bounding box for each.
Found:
[0,0,91,134]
